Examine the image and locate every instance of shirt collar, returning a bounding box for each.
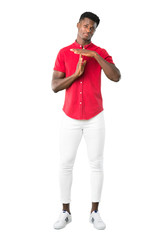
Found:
[73,40,93,49]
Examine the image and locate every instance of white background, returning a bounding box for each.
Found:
[0,0,160,239]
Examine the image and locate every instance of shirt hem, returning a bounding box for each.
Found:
[62,108,104,120]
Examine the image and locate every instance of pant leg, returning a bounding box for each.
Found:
[59,113,82,203]
[83,112,105,202]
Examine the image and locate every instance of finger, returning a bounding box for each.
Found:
[83,60,87,66]
[70,49,81,54]
[70,49,78,53]
[79,54,83,62]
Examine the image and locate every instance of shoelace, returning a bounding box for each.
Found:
[94,212,103,222]
[58,212,68,221]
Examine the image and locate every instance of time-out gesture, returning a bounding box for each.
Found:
[71,48,120,82]
[74,54,87,77]
[70,49,96,58]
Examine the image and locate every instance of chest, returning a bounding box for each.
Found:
[64,52,101,76]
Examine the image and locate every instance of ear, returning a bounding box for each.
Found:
[77,22,80,28]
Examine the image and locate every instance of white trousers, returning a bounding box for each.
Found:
[59,111,105,203]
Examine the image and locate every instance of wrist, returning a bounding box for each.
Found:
[73,72,79,79]
[93,51,99,59]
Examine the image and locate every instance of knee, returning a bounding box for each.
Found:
[60,156,74,174]
[89,155,104,172]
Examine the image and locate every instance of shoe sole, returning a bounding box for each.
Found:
[89,218,106,230]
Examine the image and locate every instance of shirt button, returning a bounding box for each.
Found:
[80,102,82,104]
[80,92,82,94]
[80,82,82,84]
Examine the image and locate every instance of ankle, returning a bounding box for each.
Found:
[91,202,99,213]
[62,204,71,214]
[91,209,98,213]
[63,209,71,214]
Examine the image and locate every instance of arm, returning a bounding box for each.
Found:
[70,49,121,82]
[94,52,121,82]
[52,54,87,93]
[52,71,77,93]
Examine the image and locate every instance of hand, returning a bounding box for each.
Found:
[74,54,87,78]
[70,49,96,58]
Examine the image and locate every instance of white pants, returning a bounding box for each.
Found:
[59,111,105,203]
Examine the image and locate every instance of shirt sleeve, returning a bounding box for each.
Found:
[100,48,114,64]
[53,49,66,73]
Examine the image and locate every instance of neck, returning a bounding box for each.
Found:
[76,36,91,46]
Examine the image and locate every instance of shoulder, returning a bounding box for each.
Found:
[92,43,114,63]
[91,43,108,54]
[58,43,74,55]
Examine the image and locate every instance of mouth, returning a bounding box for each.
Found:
[83,33,90,38]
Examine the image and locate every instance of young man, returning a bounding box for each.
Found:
[52,12,121,230]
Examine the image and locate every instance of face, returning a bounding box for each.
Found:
[77,18,97,42]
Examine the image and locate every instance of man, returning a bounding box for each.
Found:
[52,12,121,230]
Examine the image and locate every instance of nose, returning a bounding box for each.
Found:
[86,27,91,33]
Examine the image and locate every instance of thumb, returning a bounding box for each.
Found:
[83,60,87,66]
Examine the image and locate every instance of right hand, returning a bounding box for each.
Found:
[74,54,87,77]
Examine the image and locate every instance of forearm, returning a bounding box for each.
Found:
[94,52,121,82]
[52,73,78,93]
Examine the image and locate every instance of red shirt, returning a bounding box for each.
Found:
[53,41,114,120]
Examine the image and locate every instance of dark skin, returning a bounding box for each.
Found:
[52,18,121,214]
[52,18,121,93]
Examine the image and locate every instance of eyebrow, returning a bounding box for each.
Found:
[84,24,95,28]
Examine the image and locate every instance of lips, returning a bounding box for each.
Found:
[83,33,90,37]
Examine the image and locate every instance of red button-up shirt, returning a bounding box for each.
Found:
[53,41,114,120]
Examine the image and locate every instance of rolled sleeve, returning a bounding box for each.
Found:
[100,48,114,64]
[53,49,66,73]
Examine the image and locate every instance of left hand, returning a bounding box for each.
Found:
[70,49,96,58]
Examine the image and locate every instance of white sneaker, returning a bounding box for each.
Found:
[89,211,106,230]
[54,211,72,230]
